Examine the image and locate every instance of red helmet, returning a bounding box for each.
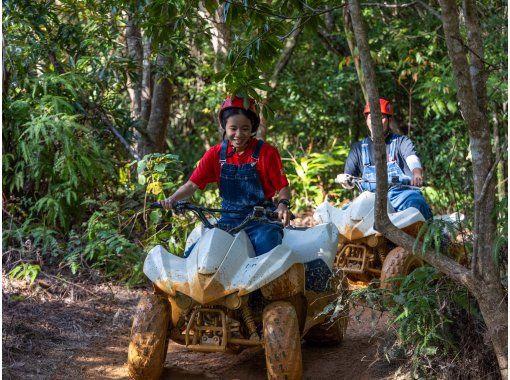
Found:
[218,96,260,132]
[363,98,394,116]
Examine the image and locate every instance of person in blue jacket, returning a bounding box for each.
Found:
[336,98,432,220]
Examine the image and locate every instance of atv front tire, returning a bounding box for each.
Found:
[263,301,302,379]
[128,293,171,380]
[380,247,423,289]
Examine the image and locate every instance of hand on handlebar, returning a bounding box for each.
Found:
[335,173,355,189]
[411,169,423,187]
[276,203,291,226]
[151,199,189,214]
[160,197,177,211]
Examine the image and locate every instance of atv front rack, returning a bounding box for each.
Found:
[336,243,381,275]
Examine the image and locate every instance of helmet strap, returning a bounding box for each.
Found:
[226,143,236,158]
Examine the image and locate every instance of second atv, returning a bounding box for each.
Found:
[314,177,464,288]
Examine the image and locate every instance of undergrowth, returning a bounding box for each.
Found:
[3,153,202,286]
[349,267,500,379]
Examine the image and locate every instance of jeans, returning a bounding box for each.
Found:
[388,186,433,220]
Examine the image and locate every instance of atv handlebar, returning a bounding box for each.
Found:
[149,201,294,233]
[339,176,424,191]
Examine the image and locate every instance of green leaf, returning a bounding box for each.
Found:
[149,210,161,225]
[154,163,166,172]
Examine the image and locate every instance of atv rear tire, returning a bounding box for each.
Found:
[263,301,302,379]
[128,293,171,380]
[380,247,423,289]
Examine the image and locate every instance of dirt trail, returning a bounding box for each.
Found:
[3,273,402,380]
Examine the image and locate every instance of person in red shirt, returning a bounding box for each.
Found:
[161,96,291,256]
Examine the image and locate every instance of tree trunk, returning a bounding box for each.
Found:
[141,36,152,125]
[438,0,507,376]
[348,0,507,377]
[137,53,173,156]
[125,13,143,120]
[125,13,156,157]
[347,0,388,219]
[2,35,10,99]
[343,6,368,102]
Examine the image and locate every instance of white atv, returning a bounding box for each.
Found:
[128,202,349,380]
[314,177,463,288]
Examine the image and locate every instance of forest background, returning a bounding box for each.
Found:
[2,0,508,378]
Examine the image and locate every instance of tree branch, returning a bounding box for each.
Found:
[226,0,348,20]
[91,106,141,161]
[476,146,505,205]
[316,27,349,57]
[270,19,303,87]
[415,0,441,19]
[360,2,416,8]
[343,6,367,101]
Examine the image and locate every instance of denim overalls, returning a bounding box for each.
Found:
[217,139,283,256]
[361,135,432,220]
[187,139,332,294]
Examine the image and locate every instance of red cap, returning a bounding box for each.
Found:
[363,98,394,116]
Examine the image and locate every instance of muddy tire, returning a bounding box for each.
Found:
[263,301,302,380]
[380,247,423,290]
[128,293,171,380]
